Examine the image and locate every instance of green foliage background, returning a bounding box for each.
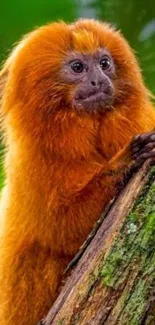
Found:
[0,0,155,189]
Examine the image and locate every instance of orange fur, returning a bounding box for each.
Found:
[0,19,155,324]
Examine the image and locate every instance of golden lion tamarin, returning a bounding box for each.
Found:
[0,19,155,325]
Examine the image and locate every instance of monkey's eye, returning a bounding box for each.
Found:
[70,60,84,73]
[100,57,111,71]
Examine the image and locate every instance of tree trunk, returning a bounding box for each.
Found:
[39,161,155,325]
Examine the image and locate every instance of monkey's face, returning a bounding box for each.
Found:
[61,49,115,113]
[60,20,145,115]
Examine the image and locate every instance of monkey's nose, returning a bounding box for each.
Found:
[90,77,105,89]
[90,79,111,95]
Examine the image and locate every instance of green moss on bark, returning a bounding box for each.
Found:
[100,166,155,324]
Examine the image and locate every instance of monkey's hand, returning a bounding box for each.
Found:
[101,130,155,177]
[132,130,155,164]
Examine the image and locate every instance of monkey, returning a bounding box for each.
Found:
[0,18,155,325]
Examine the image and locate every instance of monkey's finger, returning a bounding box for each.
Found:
[132,132,155,152]
[133,133,150,145]
[136,149,155,162]
[133,130,155,144]
[133,142,155,158]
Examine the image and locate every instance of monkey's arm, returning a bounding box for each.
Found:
[55,130,155,256]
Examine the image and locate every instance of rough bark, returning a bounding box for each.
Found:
[39,161,155,325]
